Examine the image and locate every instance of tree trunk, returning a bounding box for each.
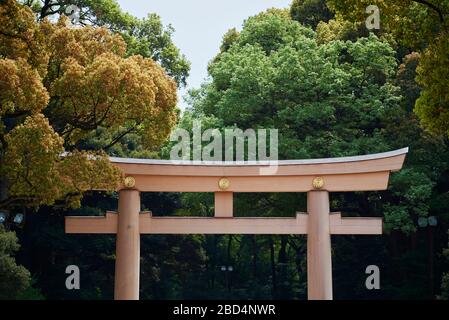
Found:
[251,235,258,280]
[269,237,277,298]
[278,236,288,263]
[278,235,289,298]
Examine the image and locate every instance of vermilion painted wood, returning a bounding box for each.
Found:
[307,191,332,300]
[65,211,118,233]
[114,190,140,300]
[109,148,407,192]
[65,211,382,235]
[126,172,390,192]
[214,192,233,217]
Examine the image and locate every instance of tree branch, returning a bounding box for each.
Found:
[0,196,34,209]
[103,125,138,150]
[39,0,62,20]
[3,110,31,119]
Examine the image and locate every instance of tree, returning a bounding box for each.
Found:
[290,0,334,29]
[326,0,449,136]
[0,225,32,299]
[396,52,421,113]
[219,28,240,53]
[0,0,178,210]
[315,18,371,44]
[179,9,449,298]
[196,10,441,231]
[21,0,190,87]
[439,231,449,299]
[124,13,190,87]
[414,34,449,136]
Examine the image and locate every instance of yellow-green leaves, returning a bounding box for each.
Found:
[415,33,449,136]
[3,114,65,207]
[0,1,178,210]
[0,58,49,116]
[2,114,122,208]
[0,0,49,76]
[50,52,177,148]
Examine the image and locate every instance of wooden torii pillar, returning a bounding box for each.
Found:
[65,148,408,300]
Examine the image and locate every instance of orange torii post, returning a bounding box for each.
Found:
[65,148,408,300]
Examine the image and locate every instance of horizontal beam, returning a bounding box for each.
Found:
[139,213,308,234]
[128,172,390,192]
[329,213,382,235]
[65,211,118,234]
[65,212,382,235]
[65,212,308,234]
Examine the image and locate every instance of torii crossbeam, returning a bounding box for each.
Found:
[65,148,408,300]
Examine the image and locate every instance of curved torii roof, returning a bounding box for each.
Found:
[108,147,408,192]
[110,147,408,167]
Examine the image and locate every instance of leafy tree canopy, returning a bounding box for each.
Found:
[290,0,334,29]
[187,9,447,234]
[0,225,31,299]
[0,0,178,209]
[20,0,190,87]
[327,0,449,137]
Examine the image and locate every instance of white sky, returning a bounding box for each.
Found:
[115,0,292,109]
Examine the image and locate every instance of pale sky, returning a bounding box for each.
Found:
[115,0,292,109]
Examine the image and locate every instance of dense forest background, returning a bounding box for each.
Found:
[1,0,449,300]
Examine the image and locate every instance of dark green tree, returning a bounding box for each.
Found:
[177,9,449,299]
[290,0,334,29]
[0,225,33,299]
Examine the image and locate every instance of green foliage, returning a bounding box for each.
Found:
[238,10,314,55]
[124,13,190,87]
[315,18,371,44]
[438,231,449,300]
[0,0,184,299]
[0,225,32,299]
[220,28,240,53]
[415,33,449,136]
[78,126,160,158]
[290,0,334,29]
[396,52,421,112]
[202,30,401,157]
[327,0,449,137]
[16,278,45,300]
[439,272,449,300]
[181,10,449,299]
[0,1,178,210]
[190,12,448,240]
[22,0,190,87]
[384,169,434,234]
[5,1,449,300]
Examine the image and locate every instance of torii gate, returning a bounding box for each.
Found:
[65,147,408,300]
